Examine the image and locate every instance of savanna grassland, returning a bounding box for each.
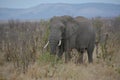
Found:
[0,16,120,80]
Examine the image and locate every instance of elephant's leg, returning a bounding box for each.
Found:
[65,50,71,63]
[64,40,72,63]
[87,44,94,63]
[76,50,84,64]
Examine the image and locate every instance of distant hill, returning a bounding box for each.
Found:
[0,3,120,20]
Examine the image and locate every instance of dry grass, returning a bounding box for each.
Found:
[0,17,120,80]
[1,60,120,80]
[1,47,120,80]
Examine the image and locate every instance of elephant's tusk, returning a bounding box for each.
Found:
[58,40,61,46]
[44,41,49,48]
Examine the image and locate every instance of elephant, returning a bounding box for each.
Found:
[44,16,95,63]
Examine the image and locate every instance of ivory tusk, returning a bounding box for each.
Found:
[44,41,49,48]
[58,40,61,46]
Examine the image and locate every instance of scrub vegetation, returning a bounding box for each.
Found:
[0,16,120,80]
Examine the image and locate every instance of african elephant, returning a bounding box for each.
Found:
[44,16,95,63]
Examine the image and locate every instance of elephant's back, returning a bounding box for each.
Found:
[76,22,95,49]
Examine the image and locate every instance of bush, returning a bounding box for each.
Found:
[38,51,63,66]
[0,20,50,72]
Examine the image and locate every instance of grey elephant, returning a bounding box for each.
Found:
[44,16,95,63]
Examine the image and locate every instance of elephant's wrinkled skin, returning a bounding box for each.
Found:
[46,16,95,63]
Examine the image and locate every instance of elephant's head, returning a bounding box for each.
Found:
[44,16,74,55]
[48,16,65,55]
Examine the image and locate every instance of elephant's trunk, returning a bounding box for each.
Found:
[50,43,56,55]
[49,39,62,55]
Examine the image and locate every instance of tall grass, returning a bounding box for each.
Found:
[92,16,120,68]
[0,20,50,72]
[0,16,120,80]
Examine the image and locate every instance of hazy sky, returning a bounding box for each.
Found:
[0,0,120,8]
